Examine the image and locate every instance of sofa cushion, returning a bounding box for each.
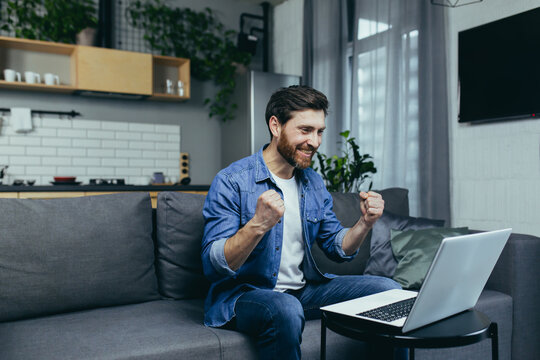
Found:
[156,191,209,299]
[0,299,222,360]
[390,227,469,289]
[312,188,410,276]
[0,193,159,322]
[363,212,445,278]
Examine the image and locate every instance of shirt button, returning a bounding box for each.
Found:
[278,219,282,223]
[276,246,280,251]
[273,272,277,277]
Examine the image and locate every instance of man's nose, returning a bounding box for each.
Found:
[306,132,321,148]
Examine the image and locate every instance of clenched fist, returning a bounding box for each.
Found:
[251,190,285,233]
[359,191,384,228]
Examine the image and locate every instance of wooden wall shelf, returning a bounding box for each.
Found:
[0,36,190,101]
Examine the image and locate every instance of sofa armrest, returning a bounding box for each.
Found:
[485,232,540,360]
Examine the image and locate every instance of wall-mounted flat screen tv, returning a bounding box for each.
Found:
[458,7,540,123]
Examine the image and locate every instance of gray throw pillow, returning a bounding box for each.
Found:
[155,191,209,299]
[363,211,445,278]
[312,188,410,276]
[0,193,159,322]
[391,227,469,289]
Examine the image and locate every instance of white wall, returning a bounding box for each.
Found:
[448,0,540,236]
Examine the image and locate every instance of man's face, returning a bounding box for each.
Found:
[276,109,326,170]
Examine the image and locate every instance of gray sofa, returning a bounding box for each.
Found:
[0,189,538,359]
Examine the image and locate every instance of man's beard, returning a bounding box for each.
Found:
[277,132,316,170]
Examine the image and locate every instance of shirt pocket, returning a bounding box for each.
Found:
[306,209,325,223]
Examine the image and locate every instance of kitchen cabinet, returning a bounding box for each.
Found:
[75,46,152,95]
[0,36,190,101]
[0,36,76,92]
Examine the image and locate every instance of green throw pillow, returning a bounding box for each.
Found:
[390,227,469,290]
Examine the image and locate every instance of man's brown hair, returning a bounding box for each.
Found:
[265,85,329,138]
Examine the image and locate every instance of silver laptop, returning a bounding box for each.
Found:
[321,228,511,333]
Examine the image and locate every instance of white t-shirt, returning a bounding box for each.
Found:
[270,171,306,292]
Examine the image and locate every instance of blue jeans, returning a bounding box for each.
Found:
[232,275,405,360]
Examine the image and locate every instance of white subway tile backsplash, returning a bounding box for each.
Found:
[41,118,72,128]
[129,141,154,150]
[115,167,141,176]
[76,139,101,148]
[73,120,101,129]
[168,134,181,143]
[116,132,141,140]
[87,149,115,158]
[129,123,154,132]
[116,149,141,158]
[58,148,86,157]
[9,137,41,146]
[102,158,129,167]
[129,159,154,167]
[156,142,179,151]
[87,130,115,140]
[102,140,129,149]
[0,117,180,185]
[42,157,72,166]
[143,133,168,142]
[26,166,54,175]
[10,156,41,165]
[42,138,71,147]
[56,166,87,174]
[155,124,180,134]
[33,128,57,137]
[86,167,115,176]
[73,157,101,166]
[0,145,26,155]
[102,121,129,131]
[156,159,178,168]
[143,150,168,159]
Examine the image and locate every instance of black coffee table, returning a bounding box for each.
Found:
[320,309,498,360]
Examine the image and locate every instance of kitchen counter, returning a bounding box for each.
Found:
[0,184,210,192]
[0,184,209,207]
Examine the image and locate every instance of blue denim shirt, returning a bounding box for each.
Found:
[201,146,356,327]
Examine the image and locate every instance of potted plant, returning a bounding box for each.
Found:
[312,130,377,192]
[0,0,98,44]
[127,0,252,122]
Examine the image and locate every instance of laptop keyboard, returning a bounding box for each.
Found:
[356,297,415,322]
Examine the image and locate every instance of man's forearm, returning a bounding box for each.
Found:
[341,219,371,256]
[223,220,267,271]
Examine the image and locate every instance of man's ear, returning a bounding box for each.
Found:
[269,116,281,138]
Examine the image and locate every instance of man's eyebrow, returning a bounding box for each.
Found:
[298,125,326,131]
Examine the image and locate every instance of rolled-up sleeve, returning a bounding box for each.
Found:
[332,227,358,260]
[209,238,237,277]
[201,173,241,282]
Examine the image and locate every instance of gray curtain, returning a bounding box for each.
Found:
[303,0,450,223]
[302,0,350,158]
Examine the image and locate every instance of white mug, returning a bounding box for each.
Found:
[24,71,41,84]
[165,79,174,94]
[44,73,60,86]
[177,80,184,96]
[3,69,21,82]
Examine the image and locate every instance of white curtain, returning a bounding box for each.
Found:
[304,0,450,222]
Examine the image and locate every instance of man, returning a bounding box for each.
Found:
[201,85,401,359]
